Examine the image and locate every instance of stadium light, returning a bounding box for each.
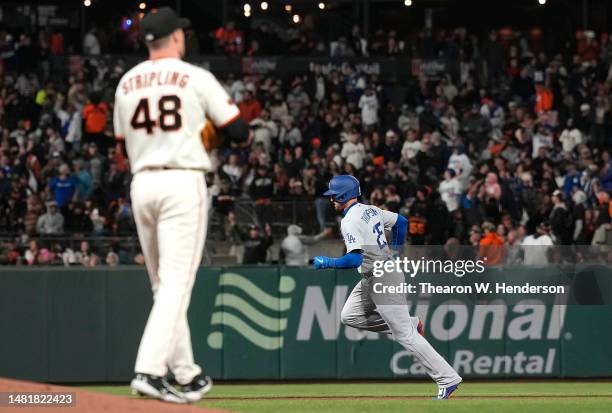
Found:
[538,0,546,4]
[318,2,326,9]
[292,13,300,23]
[404,0,413,6]
[83,0,92,6]
[244,10,251,17]
[139,2,146,10]
[260,1,268,10]
[244,3,251,12]
[285,4,293,12]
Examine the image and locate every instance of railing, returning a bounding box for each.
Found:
[0,200,332,264]
[207,199,330,240]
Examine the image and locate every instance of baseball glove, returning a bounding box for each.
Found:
[200,119,224,152]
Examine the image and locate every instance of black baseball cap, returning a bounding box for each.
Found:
[140,7,190,43]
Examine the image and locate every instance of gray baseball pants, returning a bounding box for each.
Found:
[341,270,462,387]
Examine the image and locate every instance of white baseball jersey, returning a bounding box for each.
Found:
[341,203,398,274]
[114,58,240,174]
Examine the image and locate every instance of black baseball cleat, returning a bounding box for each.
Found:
[130,373,188,404]
[180,374,213,402]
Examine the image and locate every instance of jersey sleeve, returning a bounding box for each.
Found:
[198,70,241,128]
[112,97,125,140]
[381,209,398,231]
[341,218,364,253]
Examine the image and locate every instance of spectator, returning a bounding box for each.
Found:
[103,161,127,203]
[280,225,331,265]
[279,116,302,148]
[439,169,462,212]
[550,190,573,244]
[106,251,119,266]
[36,201,64,235]
[72,160,93,202]
[220,153,244,189]
[401,128,421,161]
[86,143,105,190]
[24,239,40,265]
[358,87,379,129]
[47,127,65,157]
[64,202,93,234]
[250,109,278,154]
[23,195,43,235]
[532,124,553,158]
[60,102,82,152]
[82,93,109,149]
[230,219,274,264]
[478,221,504,265]
[249,166,274,226]
[341,133,366,170]
[113,199,134,235]
[49,164,76,209]
[83,27,101,55]
[534,83,553,114]
[484,172,502,201]
[521,221,554,265]
[447,145,473,190]
[269,92,289,122]
[482,30,504,85]
[591,191,612,246]
[286,83,310,117]
[559,119,583,154]
[75,240,97,267]
[214,21,243,55]
[238,91,262,122]
[572,188,589,244]
[35,80,56,106]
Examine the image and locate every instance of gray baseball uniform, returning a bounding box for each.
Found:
[339,203,462,387]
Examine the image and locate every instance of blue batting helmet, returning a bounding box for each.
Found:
[323,175,361,204]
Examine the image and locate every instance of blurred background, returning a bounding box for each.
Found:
[0,0,611,268]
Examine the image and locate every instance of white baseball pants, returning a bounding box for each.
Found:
[131,169,208,385]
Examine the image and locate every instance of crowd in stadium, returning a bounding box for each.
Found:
[0,22,612,266]
[33,18,404,57]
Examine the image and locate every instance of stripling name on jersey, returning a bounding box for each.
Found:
[114,58,240,174]
[120,70,190,95]
[341,203,399,274]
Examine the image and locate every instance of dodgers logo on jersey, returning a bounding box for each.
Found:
[344,233,357,245]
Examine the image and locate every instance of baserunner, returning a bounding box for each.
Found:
[313,175,462,400]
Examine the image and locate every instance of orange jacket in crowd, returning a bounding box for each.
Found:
[50,33,65,55]
[83,102,108,134]
[238,99,262,123]
[214,27,243,54]
[479,231,505,265]
[535,87,553,113]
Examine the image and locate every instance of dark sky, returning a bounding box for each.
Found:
[1,0,610,37]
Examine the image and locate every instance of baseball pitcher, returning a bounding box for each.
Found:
[313,175,463,399]
[113,7,248,403]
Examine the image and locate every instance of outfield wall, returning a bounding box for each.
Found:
[0,266,611,382]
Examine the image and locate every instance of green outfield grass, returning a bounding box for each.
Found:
[81,381,612,413]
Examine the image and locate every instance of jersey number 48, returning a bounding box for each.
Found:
[130,95,182,134]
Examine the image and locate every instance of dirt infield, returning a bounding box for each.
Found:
[0,378,229,413]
